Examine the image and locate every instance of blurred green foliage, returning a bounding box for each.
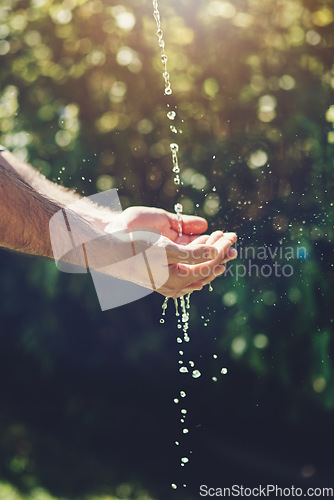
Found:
[0,0,334,498]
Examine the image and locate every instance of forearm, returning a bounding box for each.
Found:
[1,150,82,207]
[0,150,127,268]
[0,151,61,258]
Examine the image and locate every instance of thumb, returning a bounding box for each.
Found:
[168,212,208,235]
[165,242,218,265]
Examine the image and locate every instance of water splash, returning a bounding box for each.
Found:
[180,296,190,339]
[160,296,169,323]
[174,298,180,317]
[153,0,172,96]
[170,143,181,186]
[192,369,202,379]
[153,2,182,190]
[153,1,197,490]
[174,202,183,237]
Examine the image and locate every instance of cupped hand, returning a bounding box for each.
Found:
[122,206,209,245]
[94,205,237,298]
[120,207,238,298]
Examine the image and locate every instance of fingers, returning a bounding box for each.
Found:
[196,265,226,288]
[176,260,226,282]
[205,230,224,246]
[184,233,236,272]
[212,232,237,262]
[169,232,236,288]
[168,212,208,235]
[222,247,238,263]
[166,242,218,265]
[157,228,238,297]
[187,231,237,263]
[184,234,209,244]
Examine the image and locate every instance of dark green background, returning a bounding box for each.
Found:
[0,0,333,498]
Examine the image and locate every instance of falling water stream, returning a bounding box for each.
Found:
[153,0,201,490]
[154,0,233,491]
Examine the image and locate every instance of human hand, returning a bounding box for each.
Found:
[121,205,208,245]
[83,205,237,298]
[110,206,237,298]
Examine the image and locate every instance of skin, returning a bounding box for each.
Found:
[0,150,237,298]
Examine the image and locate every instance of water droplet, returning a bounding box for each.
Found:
[167,111,176,120]
[189,360,195,367]
[179,367,188,373]
[162,296,169,314]
[175,441,179,445]
[221,367,228,375]
[174,298,180,316]
[180,391,186,397]
[160,318,165,324]
[174,398,179,404]
[212,376,218,382]
[192,370,201,379]
[213,354,218,359]
[182,428,189,434]
[177,337,182,343]
[170,143,179,152]
[181,409,187,414]
[171,483,177,489]
[181,457,189,463]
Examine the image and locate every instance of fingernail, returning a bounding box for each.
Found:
[228,248,238,258]
[215,265,225,275]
